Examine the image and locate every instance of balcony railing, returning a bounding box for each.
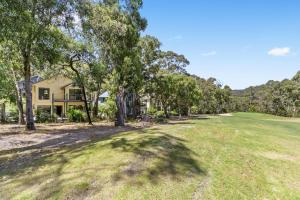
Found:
[69,94,83,101]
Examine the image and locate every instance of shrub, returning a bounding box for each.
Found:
[190,106,199,115]
[67,109,85,122]
[153,110,166,123]
[170,110,179,116]
[98,99,116,120]
[36,110,52,123]
[7,108,19,123]
[147,106,157,115]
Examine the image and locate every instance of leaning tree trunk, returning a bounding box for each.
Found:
[115,87,125,126]
[24,55,36,130]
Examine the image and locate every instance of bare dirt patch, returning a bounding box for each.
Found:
[0,122,148,173]
[192,176,211,200]
[218,113,233,117]
[0,122,138,152]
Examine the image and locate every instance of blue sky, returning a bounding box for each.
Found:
[140,0,300,89]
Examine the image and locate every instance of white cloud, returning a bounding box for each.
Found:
[167,35,183,41]
[201,51,217,57]
[268,47,290,56]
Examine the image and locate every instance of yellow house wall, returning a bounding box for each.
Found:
[31,75,85,115]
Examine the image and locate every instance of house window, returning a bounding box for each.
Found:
[39,88,50,100]
[69,89,82,100]
[99,97,107,103]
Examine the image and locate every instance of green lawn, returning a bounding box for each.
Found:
[1,113,300,200]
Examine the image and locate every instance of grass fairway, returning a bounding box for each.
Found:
[0,113,300,200]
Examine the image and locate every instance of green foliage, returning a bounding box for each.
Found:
[232,72,300,117]
[98,99,117,120]
[153,110,166,123]
[67,109,85,123]
[170,110,179,116]
[190,106,199,115]
[36,110,53,123]
[7,107,19,123]
[147,106,157,115]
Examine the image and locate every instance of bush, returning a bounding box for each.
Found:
[153,110,166,123]
[98,99,116,120]
[147,106,157,115]
[7,108,19,123]
[36,110,52,123]
[170,110,179,116]
[190,106,199,115]
[67,109,85,122]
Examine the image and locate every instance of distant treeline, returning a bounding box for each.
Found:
[232,71,300,117]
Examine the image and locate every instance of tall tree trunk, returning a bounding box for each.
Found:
[163,105,169,118]
[17,89,25,125]
[1,103,5,123]
[115,87,125,126]
[81,85,93,125]
[24,55,35,130]
[133,94,140,119]
[92,85,101,118]
[11,67,25,125]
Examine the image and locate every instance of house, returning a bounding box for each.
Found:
[23,75,92,117]
[20,75,151,119]
[99,91,109,104]
[18,75,43,96]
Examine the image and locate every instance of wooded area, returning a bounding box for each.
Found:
[0,0,299,131]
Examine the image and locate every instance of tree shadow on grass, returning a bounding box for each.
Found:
[0,124,206,198]
[110,130,206,184]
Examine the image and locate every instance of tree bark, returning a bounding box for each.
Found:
[115,87,125,126]
[92,85,101,118]
[17,89,25,124]
[11,67,25,125]
[163,105,169,118]
[132,93,141,119]
[81,85,93,125]
[1,103,5,123]
[24,55,36,130]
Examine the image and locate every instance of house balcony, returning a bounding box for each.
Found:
[51,94,92,103]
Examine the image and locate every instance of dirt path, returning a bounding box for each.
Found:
[0,123,143,152]
[0,123,147,173]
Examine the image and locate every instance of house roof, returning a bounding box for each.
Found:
[18,76,43,90]
[100,91,109,98]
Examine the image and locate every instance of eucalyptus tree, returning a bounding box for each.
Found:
[0,0,74,130]
[59,40,94,125]
[89,0,147,126]
[174,75,202,116]
[157,51,190,74]
[0,63,15,123]
[232,71,300,117]
[0,42,25,124]
[88,61,108,117]
[147,50,190,117]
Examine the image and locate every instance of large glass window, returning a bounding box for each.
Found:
[69,89,82,100]
[38,88,50,100]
